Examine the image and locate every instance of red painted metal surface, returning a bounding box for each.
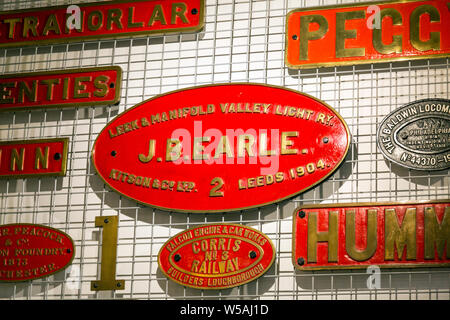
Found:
[92,83,350,213]
[158,224,275,289]
[0,0,204,48]
[0,138,69,178]
[0,67,121,111]
[0,224,75,282]
[292,201,450,270]
[286,0,450,69]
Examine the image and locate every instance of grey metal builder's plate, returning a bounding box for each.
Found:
[377,99,450,171]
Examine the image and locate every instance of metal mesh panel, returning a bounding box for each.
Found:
[0,0,448,300]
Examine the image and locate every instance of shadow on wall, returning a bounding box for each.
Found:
[294,267,450,293]
[382,158,449,187]
[155,262,277,300]
[0,104,120,127]
[287,58,450,80]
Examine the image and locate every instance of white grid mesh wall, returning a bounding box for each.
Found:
[0,0,449,300]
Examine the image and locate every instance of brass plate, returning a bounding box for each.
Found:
[158,224,275,289]
[0,0,205,48]
[0,66,122,112]
[285,0,450,69]
[292,200,450,270]
[0,138,69,179]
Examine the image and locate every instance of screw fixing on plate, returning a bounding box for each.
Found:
[297,257,305,266]
[298,210,306,219]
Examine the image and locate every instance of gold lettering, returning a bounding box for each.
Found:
[193,137,210,160]
[373,8,403,54]
[335,10,366,58]
[307,211,338,263]
[18,80,37,103]
[0,82,16,104]
[259,132,276,156]
[40,78,60,101]
[128,7,144,28]
[10,148,25,171]
[62,78,69,100]
[34,146,49,170]
[384,208,416,260]
[410,5,441,51]
[139,139,156,163]
[191,259,200,272]
[148,5,167,26]
[171,2,189,25]
[93,75,110,98]
[214,135,233,159]
[281,131,298,155]
[106,8,123,30]
[299,14,329,60]
[4,18,21,39]
[345,209,377,261]
[42,14,61,36]
[87,10,103,31]
[237,134,256,157]
[424,206,450,259]
[73,76,91,99]
[23,16,38,38]
[166,139,181,161]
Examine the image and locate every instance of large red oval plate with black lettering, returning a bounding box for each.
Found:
[92,83,350,213]
[0,224,75,282]
[158,224,275,289]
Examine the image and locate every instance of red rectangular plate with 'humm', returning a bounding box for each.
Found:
[0,0,204,48]
[292,201,450,270]
[0,138,69,179]
[286,0,450,69]
[0,66,121,112]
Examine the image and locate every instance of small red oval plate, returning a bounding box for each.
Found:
[158,224,275,289]
[0,224,75,282]
[92,83,350,213]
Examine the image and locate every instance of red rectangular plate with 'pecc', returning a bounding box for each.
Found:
[292,201,450,270]
[0,138,69,179]
[0,0,204,48]
[285,0,450,69]
[0,66,121,112]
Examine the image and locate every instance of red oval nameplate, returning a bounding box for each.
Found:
[92,83,350,213]
[0,224,75,282]
[158,224,275,289]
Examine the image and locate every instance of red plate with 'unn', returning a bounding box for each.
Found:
[92,83,350,213]
[0,138,69,179]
